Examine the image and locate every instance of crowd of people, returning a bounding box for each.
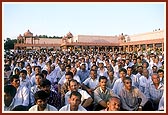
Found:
[3,48,164,111]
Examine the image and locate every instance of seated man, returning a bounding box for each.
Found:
[4,85,17,111]
[144,73,164,110]
[94,76,117,111]
[40,79,61,110]
[59,91,87,111]
[112,68,127,95]
[119,77,152,111]
[81,69,99,97]
[64,79,93,109]
[101,96,121,111]
[61,71,73,106]
[29,90,58,111]
[10,75,30,108]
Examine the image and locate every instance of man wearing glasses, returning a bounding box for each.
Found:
[119,77,152,111]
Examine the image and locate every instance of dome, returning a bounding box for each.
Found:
[17,34,23,39]
[24,30,33,37]
[66,32,73,38]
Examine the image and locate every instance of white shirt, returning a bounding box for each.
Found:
[14,85,30,107]
[29,74,36,86]
[37,62,46,69]
[46,69,58,84]
[73,75,81,84]
[112,78,124,95]
[83,77,99,89]
[139,75,152,93]
[29,104,58,111]
[59,104,87,111]
[59,75,81,85]
[20,76,32,90]
[58,74,65,85]
[158,95,164,111]
[97,68,107,76]
[64,89,91,105]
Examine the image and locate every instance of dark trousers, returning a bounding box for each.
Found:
[93,104,106,111]
[142,100,155,111]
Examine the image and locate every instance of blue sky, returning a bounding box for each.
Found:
[3,2,165,39]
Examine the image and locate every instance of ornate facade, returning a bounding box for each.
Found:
[14,29,165,53]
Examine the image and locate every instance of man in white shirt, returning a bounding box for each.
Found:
[29,90,58,111]
[59,91,87,111]
[144,73,164,110]
[97,61,107,76]
[19,69,32,89]
[112,68,127,95]
[10,75,30,108]
[64,79,93,109]
[30,66,42,86]
[139,68,152,93]
[82,69,99,97]
[71,67,81,83]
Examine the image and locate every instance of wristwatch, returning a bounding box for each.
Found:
[138,105,142,109]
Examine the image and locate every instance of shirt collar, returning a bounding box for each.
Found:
[67,104,81,111]
[100,87,107,94]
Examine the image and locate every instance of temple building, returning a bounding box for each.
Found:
[14,29,165,53]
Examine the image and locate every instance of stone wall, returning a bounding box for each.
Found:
[26,38,62,44]
[75,35,119,43]
[129,30,164,42]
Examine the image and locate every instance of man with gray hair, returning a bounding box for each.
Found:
[144,73,164,110]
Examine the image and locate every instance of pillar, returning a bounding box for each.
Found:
[133,45,135,52]
[112,47,114,52]
[98,47,100,52]
[81,46,83,51]
[123,46,125,52]
[153,44,155,51]
[119,47,121,52]
[145,44,147,51]
[24,37,26,44]
[128,45,130,52]
[105,47,107,52]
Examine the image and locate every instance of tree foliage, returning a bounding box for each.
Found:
[4,38,17,50]
[38,35,62,39]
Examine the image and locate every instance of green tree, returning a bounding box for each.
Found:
[4,38,17,50]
